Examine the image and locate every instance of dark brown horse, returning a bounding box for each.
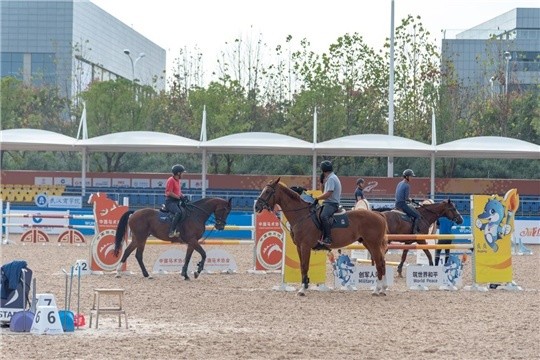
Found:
[113,197,232,280]
[380,199,463,276]
[254,178,389,296]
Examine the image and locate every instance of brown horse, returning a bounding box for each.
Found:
[254,178,389,296]
[379,199,463,276]
[113,197,232,280]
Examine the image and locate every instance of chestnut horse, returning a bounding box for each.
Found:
[255,178,389,296]
[113,197,232,280]
[377,199,463,276]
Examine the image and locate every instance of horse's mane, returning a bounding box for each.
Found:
[192,197,227,206]
[278,181,302,201]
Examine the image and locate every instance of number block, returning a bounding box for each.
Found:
[35,294,57,308]
[30,305,64,335]
[73,259,91,276]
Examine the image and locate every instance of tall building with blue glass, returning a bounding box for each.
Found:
[0,0,166,98]
[441,8,539,94]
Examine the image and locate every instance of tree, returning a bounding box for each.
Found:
[388,15,440,142]
[81,78,156,172]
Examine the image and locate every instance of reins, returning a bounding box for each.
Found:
[185,201,229,241]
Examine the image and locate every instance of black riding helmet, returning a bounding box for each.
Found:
[403,169,415,177]
[172,164,186,175]
[320,160,333,172]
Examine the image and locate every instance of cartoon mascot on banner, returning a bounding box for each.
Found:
[475,189,519,252]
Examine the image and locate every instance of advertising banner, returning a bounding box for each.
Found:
[88,193,129,272]
[254,210,283,271]
[472,189,518,283]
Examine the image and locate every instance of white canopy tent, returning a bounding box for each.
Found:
[316,134,435,192]
[77,131,202,194]
[1,128,538,199]
[316,134,434,157]
[436,136,540,159]
[201,132,314,196]
[0,128,78,151]
[202,132,314,155]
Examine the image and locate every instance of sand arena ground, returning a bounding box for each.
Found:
[1,239,539,360]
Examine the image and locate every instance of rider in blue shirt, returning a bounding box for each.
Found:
[354,178,365,201]
[315,160,342,245]
[395,169,421,234]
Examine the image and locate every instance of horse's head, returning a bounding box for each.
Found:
[442,199,464,225]
[213,198,233,230]
[254,177,280,213]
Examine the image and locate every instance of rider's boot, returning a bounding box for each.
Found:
[412,218,420,234]
[322,220,332,245]
[168,213,182,237]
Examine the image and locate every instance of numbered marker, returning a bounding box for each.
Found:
[36,294,57,308]
[73,259,91,275]
[31,305,64,335]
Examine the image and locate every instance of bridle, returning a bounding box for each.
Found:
[213,205,230,228]
[256,184,276,211]
[421,201,461,223]
[188,200,230,228]
[257,184,313,213]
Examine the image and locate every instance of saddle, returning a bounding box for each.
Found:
[310,205,350,230]
[158,204,187,223]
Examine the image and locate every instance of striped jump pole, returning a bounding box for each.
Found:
[204,225,253,231]
[346,243,473,250]
[146,239,254,245]
[5,213,94,220]
[4,223,94,229]
[386,234,471,241]
[1,202,96,243]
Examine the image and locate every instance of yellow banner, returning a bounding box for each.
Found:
[282,190,326,284]
[472,189,519,283]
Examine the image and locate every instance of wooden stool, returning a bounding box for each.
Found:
[89,288,128,329]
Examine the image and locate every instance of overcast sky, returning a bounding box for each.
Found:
[91,0,537,80]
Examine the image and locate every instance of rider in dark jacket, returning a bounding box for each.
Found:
[395,169,421,234]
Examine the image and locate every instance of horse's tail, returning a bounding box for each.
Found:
[114,210,134,257]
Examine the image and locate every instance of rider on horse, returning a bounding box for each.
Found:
[315,160,342,245]
[166,164,189,237]
[395,168,421,234]
[354,178,365,201]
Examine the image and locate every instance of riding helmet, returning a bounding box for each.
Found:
[403,169,415,177]
[171,164,186,175]
[356,178,365,185]
[320,160,333,172]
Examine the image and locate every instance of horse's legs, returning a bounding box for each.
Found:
[115,240,137,278]
[134,243,151,279]
[181,245,195,280]
[365,243,387,296]
[420,240,434,266]
[397,249,409,277]
[296,245,311,296]
[192,243,207,279]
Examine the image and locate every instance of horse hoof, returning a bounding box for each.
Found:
[297,292,306,297]
[371,292,379,296]
[148,275,154,280]
[194,271,199,279]
[115,274,121,278]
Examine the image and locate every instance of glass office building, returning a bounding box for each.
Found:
[0,0,166,98]
[441,8,539,94]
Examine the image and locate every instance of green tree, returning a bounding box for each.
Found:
[81,78,156,172]
[389,15,440,142]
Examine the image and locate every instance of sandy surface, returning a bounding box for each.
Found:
[0,239,539,360]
